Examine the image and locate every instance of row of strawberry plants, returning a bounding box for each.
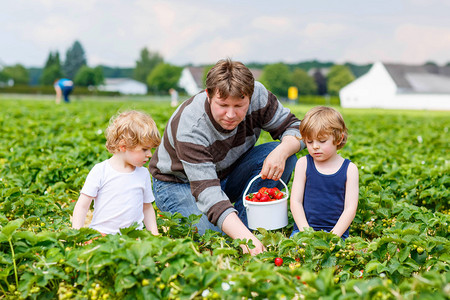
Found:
[1,215,449,299]
[0,99,449,298]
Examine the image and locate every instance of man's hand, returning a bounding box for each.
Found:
[221,212,266,256]
[240,237,266,256]
[261,146,287,181]
[260,135,301,181]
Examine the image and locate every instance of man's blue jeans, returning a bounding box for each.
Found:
[62,86,73,103]
[152,142,298,235]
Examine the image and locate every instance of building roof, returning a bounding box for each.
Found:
[250,69,263,81]
[384,63,450,93]
[186,67,204,89]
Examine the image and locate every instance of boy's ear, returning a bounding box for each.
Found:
[337,133,344,145]
[118,140,127,152]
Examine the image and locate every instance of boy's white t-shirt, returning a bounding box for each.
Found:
[80,159,154,234]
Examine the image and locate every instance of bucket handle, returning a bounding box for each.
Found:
[242,174,289,207]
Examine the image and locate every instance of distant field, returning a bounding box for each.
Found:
[0,97,448,299]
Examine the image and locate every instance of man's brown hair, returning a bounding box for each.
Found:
[205,58,255,100]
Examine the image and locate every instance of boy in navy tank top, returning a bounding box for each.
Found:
[290,106,359,239]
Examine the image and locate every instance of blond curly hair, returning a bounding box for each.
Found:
[105,110,161,153]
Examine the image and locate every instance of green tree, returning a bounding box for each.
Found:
[44,51,61,69]
[0,70,7,82]
[312,69,328,95]
[64,40,87,80]
[326,65,355,96]
[259,63,292,98]
[201,65,214,89]
[74,66,104,87]
[147,63,182,93]
[40,51,63,85]
[291,68,317,96]
[134,47,163,85]
[1,64,30,85]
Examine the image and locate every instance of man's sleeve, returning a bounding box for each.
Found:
[175,137,237,228]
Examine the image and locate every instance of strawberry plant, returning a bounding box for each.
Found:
[0,98,449,298]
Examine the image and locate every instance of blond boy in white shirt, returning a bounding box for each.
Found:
[72,110,161,235]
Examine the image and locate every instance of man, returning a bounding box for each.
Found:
[54,78,74,104]
[149,58,304,255]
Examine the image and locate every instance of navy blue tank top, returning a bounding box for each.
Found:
[303,154,351,239]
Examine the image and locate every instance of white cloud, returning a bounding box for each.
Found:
[1,1,449,67]
[26,16,77,45]
[198,37,248,63]
[131,1,233,64]
[408,0,450,6]
[251,16,291,33]
[394,24,450,63]
[337,23,450,65]
[302,22,348,39]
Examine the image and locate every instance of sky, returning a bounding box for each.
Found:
[1,0,450,68]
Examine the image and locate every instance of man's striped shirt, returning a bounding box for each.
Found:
[149,82,301,228]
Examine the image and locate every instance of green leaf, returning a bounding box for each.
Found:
[387,243,398,256]
[411,251,427,265]
[387,258,401,274]
[0,253,12,264]
[14,231,37,244]
[4,187,21,198]
[161,265,177,282]
[376,261,388,273]
[213,248,239,256]
[377,208,391,218]
[115,275,137,292]
[311,239,330,250]
[36,231,58,243]
[279,239,295,252]
[365,260,381,273]
[0,267,12,281]
[398,246,410,262]
[0,232,7,243]
[256,228,268,235]
[2,218,24,237]
[203,271,220,287]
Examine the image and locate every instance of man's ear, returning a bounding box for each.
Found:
[205,89,210,103]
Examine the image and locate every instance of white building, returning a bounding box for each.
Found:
[340,62,450,110]
[178,67,205,96]
[98,78,147,95]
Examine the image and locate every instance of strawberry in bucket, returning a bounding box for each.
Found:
[243,175,289,230]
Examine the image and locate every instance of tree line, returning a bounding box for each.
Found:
[2,40,446,96]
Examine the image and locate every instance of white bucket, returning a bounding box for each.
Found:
[243,174,289,230]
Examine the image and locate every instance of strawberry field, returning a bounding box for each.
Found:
[0,97,449,299]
